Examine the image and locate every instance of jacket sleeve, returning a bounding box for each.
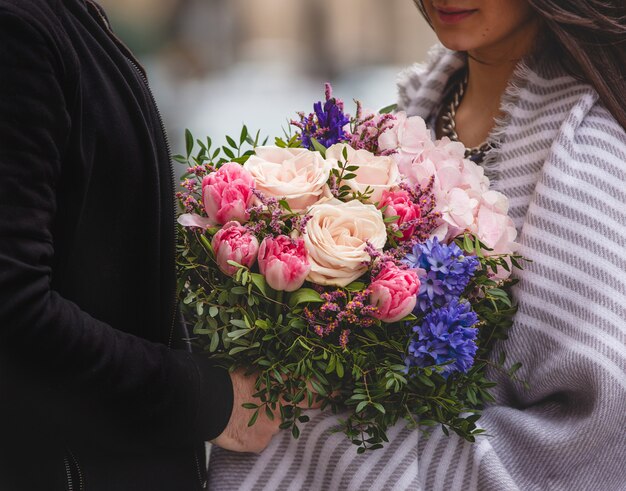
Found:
[0,9,232,445]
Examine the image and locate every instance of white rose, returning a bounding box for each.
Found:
[303,198,387,287]
[243,146,333,211]
[326,143,400,204]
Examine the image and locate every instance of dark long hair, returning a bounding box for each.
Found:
[413,1,626,129]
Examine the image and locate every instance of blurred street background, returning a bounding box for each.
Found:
[97,0,437,156]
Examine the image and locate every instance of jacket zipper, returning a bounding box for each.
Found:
[86,0,179,348]
[194,448,208,490]
[63,455,73,491]
[64,449,85,491]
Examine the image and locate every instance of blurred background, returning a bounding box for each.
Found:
[97,0,437,153]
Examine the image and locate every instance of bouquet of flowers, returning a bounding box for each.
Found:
[175,84,523,453]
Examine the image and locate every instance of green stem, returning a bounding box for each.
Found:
[274,290,284,318]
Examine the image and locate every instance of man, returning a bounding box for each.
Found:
[0,0,278,489]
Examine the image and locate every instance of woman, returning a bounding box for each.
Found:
[208,1,626,489]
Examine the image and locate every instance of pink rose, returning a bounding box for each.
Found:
[370,262,420,323]
[378,189,422,241]
[203,162,255,225]
[243,147,332,212]
[258,235,311,292]
[211,221,259,275]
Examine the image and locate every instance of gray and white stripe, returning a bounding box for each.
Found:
[208,45,626,490]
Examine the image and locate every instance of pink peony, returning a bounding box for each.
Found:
[370,262,420,323]
[258,235,311,292]
[211,221,259,275]
[378,189,422,241]
[203,162,255,225]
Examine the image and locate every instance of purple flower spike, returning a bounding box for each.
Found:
[293,84,351,150]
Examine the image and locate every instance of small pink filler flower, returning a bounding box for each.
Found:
[211,222,259,275]
[370,262,420,323]
[203,162,255,224]
[378,189,422,242]
[258,235,311,292]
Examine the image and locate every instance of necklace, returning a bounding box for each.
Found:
[439,72,494,164]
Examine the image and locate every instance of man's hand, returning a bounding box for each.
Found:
[211,368,281,453]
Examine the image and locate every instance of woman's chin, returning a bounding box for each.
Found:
[436,34,478,53]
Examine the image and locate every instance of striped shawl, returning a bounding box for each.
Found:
[207,45,626,491]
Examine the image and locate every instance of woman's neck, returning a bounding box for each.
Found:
[452,58,518,148]
[451,22,540,148]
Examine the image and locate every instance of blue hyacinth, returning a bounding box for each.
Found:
[407,299,479,374]
[403,237,479,312]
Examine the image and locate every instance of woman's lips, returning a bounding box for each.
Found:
[435,7,478,24]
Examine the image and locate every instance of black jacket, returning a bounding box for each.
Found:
[0,0,233,489]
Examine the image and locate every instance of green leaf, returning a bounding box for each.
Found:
[325,355,336,374]
[240,125,248,145]
[278,199,293,213]
[200,234,213,254]
[379,103,397,114]
[345,281,366,292]
[463,234,474,253]
[250,273,269,297]
[292,425,300,439]
[498,351,507,366]
[209,306,219,318]
[309,379,328,397]
[467,387,478,405]
[223,147,235,159]
[356,401,368,413]
[185,129,194,157]
[288,288,323,308]
[230,319,248,329]
[247,409,259,427]
[336,359,344,378]
[226,135,238,149]
[383,215,400,223]
[417,374,435,388]
[310,138,327,157]
[350,393,368,401]
[372,403,386,414]
[363,329,379,342]
[229,346,252,355]
[508,362,522,375]
[209,331,219,352]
